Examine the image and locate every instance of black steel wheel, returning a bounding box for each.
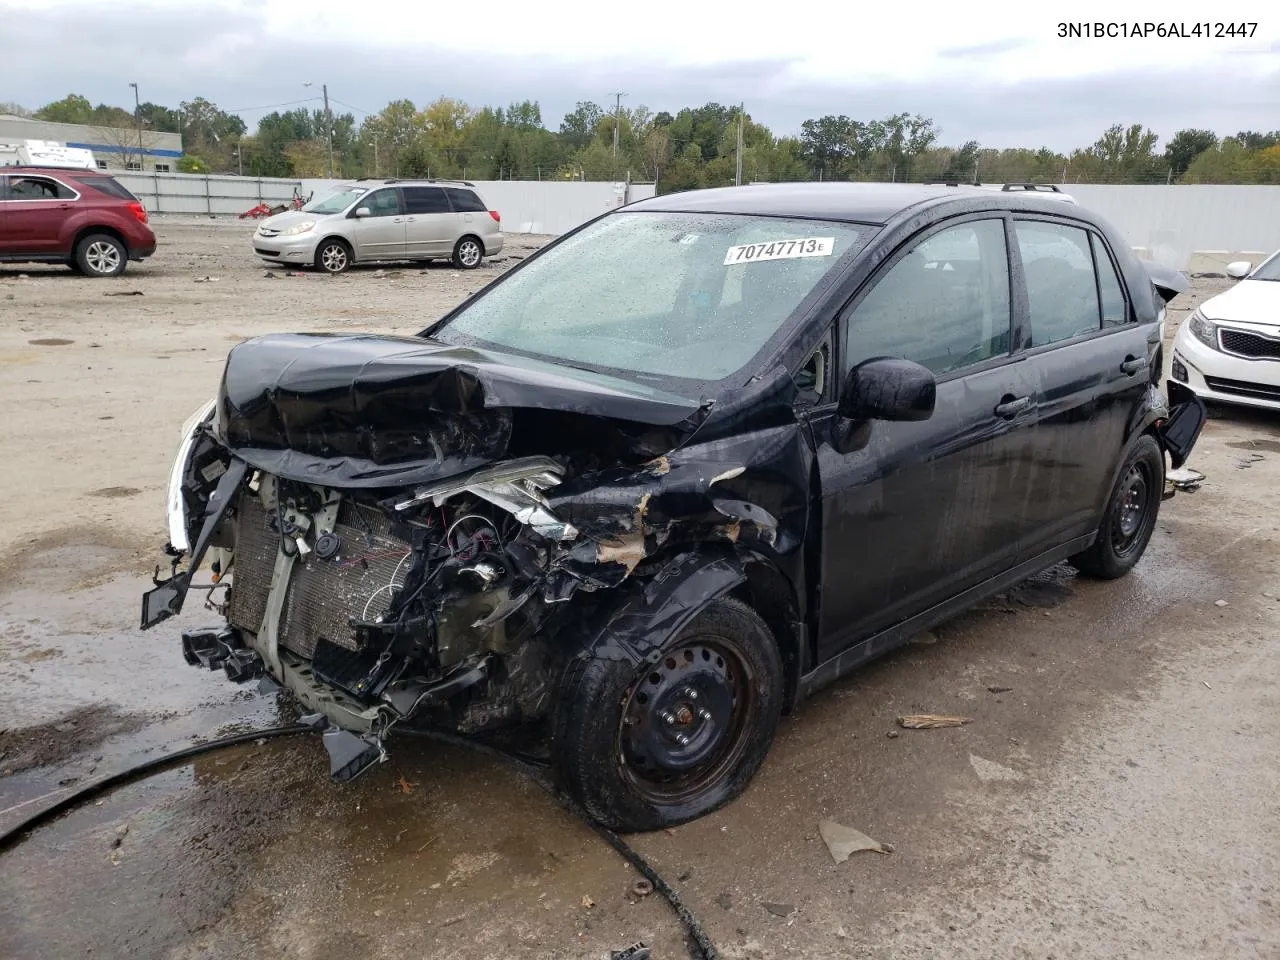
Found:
[1071,434,1164,579]
[554,596,783,832]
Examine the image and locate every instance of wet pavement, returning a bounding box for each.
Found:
[2,243,1278,959]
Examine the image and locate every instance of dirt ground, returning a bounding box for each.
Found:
[1,218,1277,960]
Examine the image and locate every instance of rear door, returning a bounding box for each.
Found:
[3,174,79,255]
[815,216,1042,658]
[444,187,493,241]
[1012,218,1154,553]
[349,187,406,261]
[402,186,456,257]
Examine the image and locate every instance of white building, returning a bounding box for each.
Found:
[0,114,184,172]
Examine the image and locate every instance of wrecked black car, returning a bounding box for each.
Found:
[142,183,1205,831]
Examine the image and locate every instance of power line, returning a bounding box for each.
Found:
[328,97,374,117]
[226,97,322,114]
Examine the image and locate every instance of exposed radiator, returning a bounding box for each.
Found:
[227,490,413,659]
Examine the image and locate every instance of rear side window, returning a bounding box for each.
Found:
[5,175,76,200]
[1092,236,1129,327]
[71,176,138,201]
[1015,221,1102,346]
[403,186,450,215]
[445,188,488,213]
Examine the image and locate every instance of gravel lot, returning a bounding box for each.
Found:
[1,218,1277,960]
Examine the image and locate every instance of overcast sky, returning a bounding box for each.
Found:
[2,0,1276,150]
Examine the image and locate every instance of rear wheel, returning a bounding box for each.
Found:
[1070,435,1163,579]
[315,238,352,274]
[74,234,127,277]
[554,596,784,832]
[452,236,483,270]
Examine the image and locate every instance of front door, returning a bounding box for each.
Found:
[349,187,406,261]
[402,186,457,258]
[1011,218,1156,553]
[815,217,1042,659]
[3,174,79,255]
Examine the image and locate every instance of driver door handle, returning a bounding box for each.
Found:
[994,395,1031,418]
[1120,356,1146,376]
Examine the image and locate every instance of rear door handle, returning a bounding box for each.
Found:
[994,395,1031,418]
[1120,356,1146,376]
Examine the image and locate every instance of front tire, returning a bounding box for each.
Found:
[452,236,483,270]
[1070,434,1164,579]
[315,238,352,274]
[554,596,784,832]
[75,234,127,277]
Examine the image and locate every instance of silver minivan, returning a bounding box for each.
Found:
[252,179,504,273]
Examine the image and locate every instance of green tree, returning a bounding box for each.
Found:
[34,94,93,124]
[559,101,603,150]
[1164,129,1218,177]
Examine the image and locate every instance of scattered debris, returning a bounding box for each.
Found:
[886,729,900,739]
[715,891,733,911]
[581,894,595,909]
[415,835,438,853]
[969,754,1024,783]
[818,819,891,863]
[1166,466,1205,492]
[193,276,220,283]
[1214,599,1229,607]
[1235,454,1265,470]
[630,879,654,898]
[1202,680,1213,690]
[898,714,972,729]
[110,823,129,849]
[762,902,795,918]
[28,338,74,346]
[986,685,1013,694]
[103,290,143,297]
[263,271,278,279]
[610,941,652,960]
[397,774,414,794]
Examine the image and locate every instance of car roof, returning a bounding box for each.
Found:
[627,182,1078,227]
[1,165,107,176]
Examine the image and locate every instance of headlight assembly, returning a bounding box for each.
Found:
[278,220,316,237]
[1187,309,1219,350]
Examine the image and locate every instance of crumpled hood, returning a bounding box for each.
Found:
[214,332,705,487]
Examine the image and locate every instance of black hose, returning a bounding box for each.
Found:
[0,724,317,854]
[1,722,718,960]
[400,727,719,960]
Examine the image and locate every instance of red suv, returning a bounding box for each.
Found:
[0,167,157,277]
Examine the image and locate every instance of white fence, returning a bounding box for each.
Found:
[115,172,303,216]
[115,171,657,234]
[1063,185,1280,272]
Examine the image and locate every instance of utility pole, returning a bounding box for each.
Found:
[735,102,744,186]
[304,81,335,177]
[610,92,626,171]
[128,82,142,168]
[373,136,379,178]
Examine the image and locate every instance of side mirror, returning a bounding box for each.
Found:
[354,206,371,218]
[838,357,936,423]
[1226,261,1251,279]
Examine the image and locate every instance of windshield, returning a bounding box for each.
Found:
[303,186,366,215]
[1250,252,1280,282]
[434,211,868,383]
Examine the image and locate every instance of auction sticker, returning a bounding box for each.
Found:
[724,237,834,265]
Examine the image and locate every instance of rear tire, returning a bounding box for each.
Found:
[74,234,127,278]
[452,236,483,270]
[1069,435,1163,579]
[315,238,352,274]
[554,596,784,832]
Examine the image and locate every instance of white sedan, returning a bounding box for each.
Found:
[1172,251,1280,412]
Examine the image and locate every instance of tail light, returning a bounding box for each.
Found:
[126,201,149,224]
[489,210,501,223]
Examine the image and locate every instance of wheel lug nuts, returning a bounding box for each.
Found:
[661,712,675,725]
[685,687,698,700]
[698,709,711,721]
[676,734,690,746]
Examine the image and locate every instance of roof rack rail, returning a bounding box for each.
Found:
[1001,182,1062,193]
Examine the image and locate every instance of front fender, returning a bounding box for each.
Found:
[570,549,746,667]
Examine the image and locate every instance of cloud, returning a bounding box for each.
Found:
[1,2,1275,152]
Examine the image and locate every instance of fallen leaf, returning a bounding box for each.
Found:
[398,775,413,795]
[818,819,891,863]
[582,894,595,909]
[898,714,972,729]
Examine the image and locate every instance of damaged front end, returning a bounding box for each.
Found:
[142,333,802,782]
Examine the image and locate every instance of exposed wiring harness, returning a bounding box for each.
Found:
[0,721,719,960]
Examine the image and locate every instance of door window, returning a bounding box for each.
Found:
[361,188,402,217]
[402,186,450,215]
[5,176,76,201]
[1015,221,1105,345]
[843,219,1011,376]
[1092,236,1130,327]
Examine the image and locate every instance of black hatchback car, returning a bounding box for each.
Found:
[143,183,1205,832]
